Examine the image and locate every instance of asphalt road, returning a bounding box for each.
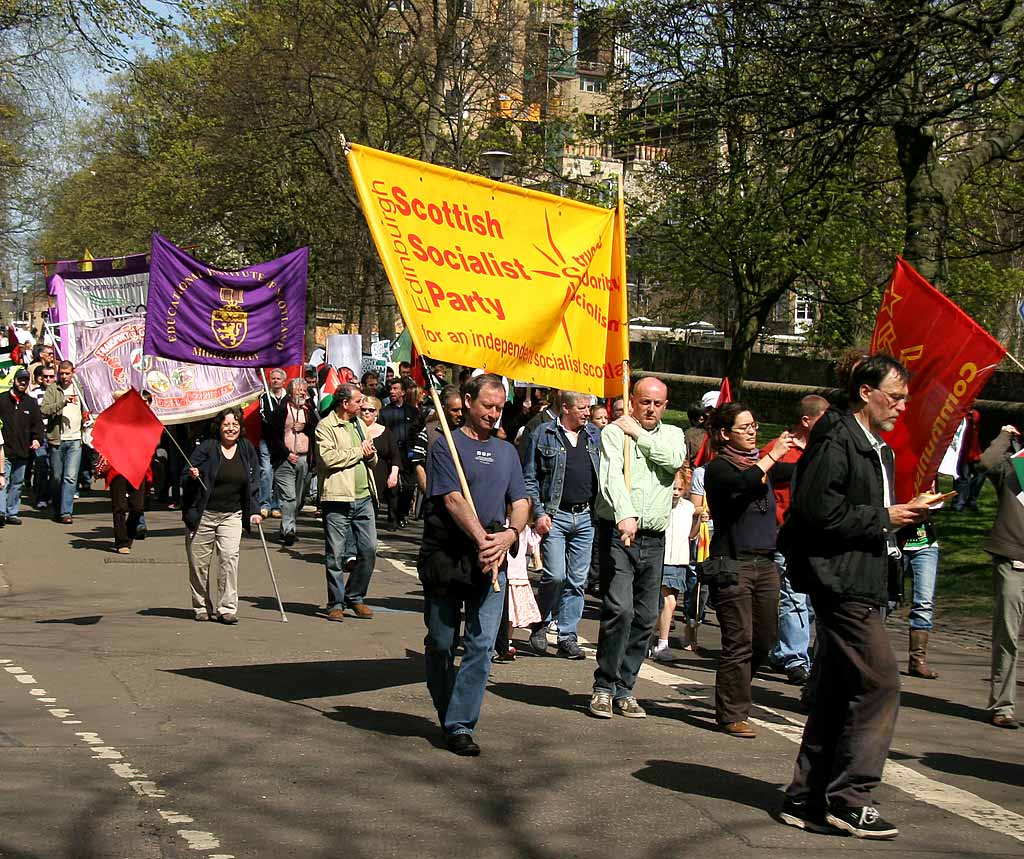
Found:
[0,494,1021,858]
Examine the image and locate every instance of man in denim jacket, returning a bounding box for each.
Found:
[523,391,601,659]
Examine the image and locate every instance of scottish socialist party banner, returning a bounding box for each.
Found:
[870,257,1005,501]
[75,317,264,424]
[144,233,308,367]
[346,143,629,397]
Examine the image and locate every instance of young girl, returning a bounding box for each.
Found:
[651,466,698,662]
[493,522,542,662]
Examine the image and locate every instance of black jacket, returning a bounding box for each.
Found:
[181,437,261,533]
[778,409,895,607]
[0,389,44,459]
[264,400,318,470]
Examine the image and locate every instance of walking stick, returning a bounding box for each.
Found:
[257,522,288,622]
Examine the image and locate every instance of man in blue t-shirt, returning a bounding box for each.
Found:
[419,373,529,757]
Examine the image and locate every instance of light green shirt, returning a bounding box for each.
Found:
[346,419,371,500]
[595,420,686,532]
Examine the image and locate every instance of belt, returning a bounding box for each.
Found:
[559,501,591,514]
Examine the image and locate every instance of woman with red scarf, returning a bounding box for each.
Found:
[704,402,795,738]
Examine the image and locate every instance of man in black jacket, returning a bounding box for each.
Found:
[0,368,44,525]
[778,354,929,840]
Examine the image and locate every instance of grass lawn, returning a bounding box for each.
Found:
[663,410,993,623]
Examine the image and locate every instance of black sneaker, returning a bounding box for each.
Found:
[447,733,480,756]
[779,797,834,834]
[5,516,22,525]
[134,528,147,540]
[826,806,898,839]
[557,639,585,660]
[529,624,548,655]
[786,665,810,686]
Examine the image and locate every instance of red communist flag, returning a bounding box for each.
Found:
[692,376,733,467]
[870,257,1006,502]
[91,388,165,490]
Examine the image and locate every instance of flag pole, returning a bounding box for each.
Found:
[420,354,501,593]
[257,522,288,622]
[616,175,633,544]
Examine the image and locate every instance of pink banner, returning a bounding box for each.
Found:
[74,317,264,425]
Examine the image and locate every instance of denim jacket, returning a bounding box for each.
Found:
[522,418,601,519]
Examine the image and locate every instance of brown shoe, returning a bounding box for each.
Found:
[991,713,1020,729]
[350,603,374,619]
[720,720,757,738]
[326,608,345,622]
[60,515,73,524]
[908,630,939,679]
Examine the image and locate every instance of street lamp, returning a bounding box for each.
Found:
[480,149,512,181]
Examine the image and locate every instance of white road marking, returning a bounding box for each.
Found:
[1,656,235,857]
[381,546,1024,845]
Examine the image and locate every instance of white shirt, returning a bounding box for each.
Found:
[664,498,695,566]
[855,415,899,557]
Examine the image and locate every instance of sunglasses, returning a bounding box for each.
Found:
[360,407,377,413]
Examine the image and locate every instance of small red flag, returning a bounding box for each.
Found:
[411,345,429,388]
[692,378,733,467]
[91,389,164,490]
[870,257,1006,501]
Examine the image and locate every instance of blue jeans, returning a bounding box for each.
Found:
[257,439,277,512]
[50,440,82,518]
[32,444,50,504]
[2,455,29,518]
[770,551,814,671]
[535,507,595,642]
[323,497,377,608]
[424,570,507,737]
[953,462,984,511]
[904,545,938,631]
[682,562,707,623]
[273,458,308,539]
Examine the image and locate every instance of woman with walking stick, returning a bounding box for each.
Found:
[183,407,262,624]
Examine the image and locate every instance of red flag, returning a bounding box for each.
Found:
[411,344,429,388]
[692,377,733,467]
[870,257,1006,501]
[91,389,165,490]
[243,399,261,445]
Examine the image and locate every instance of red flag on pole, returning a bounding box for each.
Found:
[692,377,733,467]
[870,257,1006,502]
[91,389,165,490]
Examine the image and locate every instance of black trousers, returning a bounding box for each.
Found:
[110,475,144,549]
[592,521,664,698]
[713,554,779,724]
[785,598,900,811]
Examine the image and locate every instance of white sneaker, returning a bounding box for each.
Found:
[547,620,559,635]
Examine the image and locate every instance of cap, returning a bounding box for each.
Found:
[701,390,720,409]
[14,368,29,382]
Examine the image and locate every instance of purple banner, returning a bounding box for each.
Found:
[144,232,308,367]
[76,316,264,425]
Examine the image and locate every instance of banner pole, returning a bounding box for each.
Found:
[420,354,501,593]
[1004,351,1024,373]
[164,429,207,493]
[616,176,633,544]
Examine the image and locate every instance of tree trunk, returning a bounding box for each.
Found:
[894,122,947,284]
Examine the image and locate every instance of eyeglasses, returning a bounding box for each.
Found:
[360,407,377,413]
[873,387,909,405]
[730,422,758,434]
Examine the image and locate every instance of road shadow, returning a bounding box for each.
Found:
[919,751,1024,788]
[633,759,791,820]
[751,685,806,717]
[324,704,446,748]
[486,680,591,714]
[643,699,721,732]
[365,595,423,614]
[138,607,197,620]
[167,650,426,701]
[899,689,989,722]
[36,615,103,625]
[240,595,324,618]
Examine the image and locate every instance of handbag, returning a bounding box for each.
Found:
[704,523,742,588]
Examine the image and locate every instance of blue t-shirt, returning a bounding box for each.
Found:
[427,429,527,526]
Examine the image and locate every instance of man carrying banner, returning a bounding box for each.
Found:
[41,360,89,524]
[590,377,686,719]
[418,374,528,756]
[779,354,931,839]
[978,423,1024,729]
[317,383,378,621]
[523,391,601,659]
[258,369,289,519]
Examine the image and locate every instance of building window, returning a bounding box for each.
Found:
[579,76,607,93]
[387,0,411,10]
[794,297,814,331]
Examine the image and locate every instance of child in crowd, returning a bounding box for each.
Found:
[589,404,609,429]
[652,466,698,662]
[493,522,543,662]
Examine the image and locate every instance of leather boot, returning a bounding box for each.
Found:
[909,630,939,679]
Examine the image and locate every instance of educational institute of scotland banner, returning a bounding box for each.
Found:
[76,317,264,424]
[144,233,308,367]
[346,143,629,397]
[870,257,1006,502]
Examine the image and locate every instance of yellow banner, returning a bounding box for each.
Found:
[346,143,629,397]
